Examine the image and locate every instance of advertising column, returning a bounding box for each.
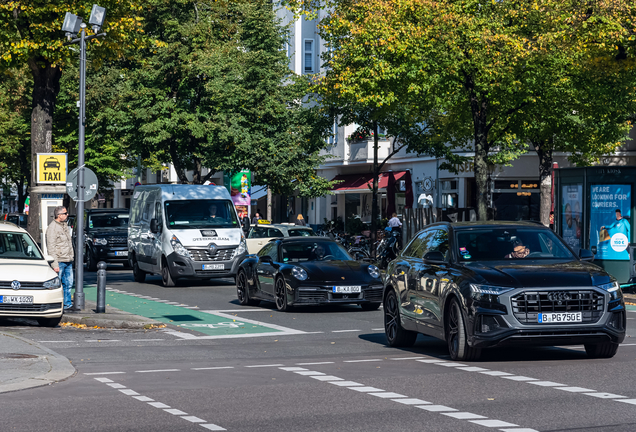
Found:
[590,184,631,260]
[561,184,582,251]
[226,170,251,218]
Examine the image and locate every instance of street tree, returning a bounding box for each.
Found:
[96,0,333,197]
[0,0,146,238]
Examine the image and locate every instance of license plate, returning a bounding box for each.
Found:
[0,295,34,304]
[538,312,582,323]
[203,264,224,270]
[115,251,128,256]
[332,286,362,293]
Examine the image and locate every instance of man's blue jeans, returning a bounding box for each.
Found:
[58,262,74,309]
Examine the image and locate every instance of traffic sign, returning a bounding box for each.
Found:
[36,153,68,184]
[66,167,99,202]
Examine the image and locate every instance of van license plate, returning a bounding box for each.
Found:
[333,286,362,293]
[538,312,582,323]
[115,251,128,256]
[203,264,224,270]
[0,296,34,304]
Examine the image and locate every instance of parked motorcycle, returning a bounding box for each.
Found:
[377,228,400,269]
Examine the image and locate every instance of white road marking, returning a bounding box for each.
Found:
[131,339,165,342]
[86,372,126,376]
[368,392,407,398]
[86,340,121,343]
[244,364,285,368]
[417,359,448,364]
[165,302,181,305]
[38,340,76,343]
[310,375,344,381]
[443,412,487,420]
[119,389,139,396]
[371,328,384,331]
[200,425,227,431]
[294,371,325,376]
[332,329,361,333]
[584,392,627,399]
[201,311,307,335]
[456,366,489,372]
[205,309,271,312]
[349,386,385,392]
[107,383,126,389]
[392,398,431,405]
[279,367,308,371]
[296,362,334,365]
[417,405,457,412]
[438,362,467,367]
[620,343,636,346]
[500,429,539,432]
[191,367,234,371]
[183,306,200,309]
[556,387,595,392]
[136,369,180,373]
[94,378,113,383]
[182,416,206,423]
[480,371,513,376]
[390,357,427,361]
[329,381,364,387]
[133,396,154,402]
[343,359,382,363]
[617,399,636,405]
[149,402,171,409]
[528,381,565,387]
[470,419,518,427]
[165,409,188,415]
[502,376,537,382]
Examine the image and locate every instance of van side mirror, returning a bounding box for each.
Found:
[150,218,160,234]
[423,251,446,265]
[579,249,594,262]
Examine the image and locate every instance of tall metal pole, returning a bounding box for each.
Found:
[73,24,87,311]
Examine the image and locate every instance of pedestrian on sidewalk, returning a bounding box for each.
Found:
[388,212,403,248]
[295,214,306,226]
[46,206,74,311]
[252,212,261,224]
[240,210,251,236]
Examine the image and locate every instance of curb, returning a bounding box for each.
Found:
[61,314,160,329]
[0,332,76,394]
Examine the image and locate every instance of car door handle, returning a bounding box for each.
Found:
[257,270,264,274]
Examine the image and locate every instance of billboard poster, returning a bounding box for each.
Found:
[590,184,631,260]
[561,184,582,251]
[225,170,251,217]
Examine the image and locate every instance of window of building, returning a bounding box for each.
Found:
[304,39,314,73]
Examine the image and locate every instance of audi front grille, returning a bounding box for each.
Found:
[511,290,605,324]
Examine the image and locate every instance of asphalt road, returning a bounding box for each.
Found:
[2,266,636,432]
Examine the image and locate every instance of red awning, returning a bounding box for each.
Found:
[331,171,408,192]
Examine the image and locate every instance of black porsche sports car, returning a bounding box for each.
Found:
[235,237,384,311]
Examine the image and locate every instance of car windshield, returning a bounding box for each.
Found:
[88,213,129,229]
[0,232,43,260]
[281,241,352,263]
[287,228,315,237]
[455,228,575,261]
[165,200,239,229]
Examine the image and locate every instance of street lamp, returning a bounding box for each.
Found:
[61,5,107,311]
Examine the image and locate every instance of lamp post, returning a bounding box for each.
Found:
[61,5,107,311]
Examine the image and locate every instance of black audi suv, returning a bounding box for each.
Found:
[74,208,130,271]
[383,221,626,361]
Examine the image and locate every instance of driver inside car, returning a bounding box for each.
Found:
[505,238,530,259]
[312,244,326,260]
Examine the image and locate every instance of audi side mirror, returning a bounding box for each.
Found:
[579,249,594,262]
[259,255,272,264]
[150,218,160,234]
[423,251,446,265]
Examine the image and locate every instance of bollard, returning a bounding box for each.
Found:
[96,261,107,313]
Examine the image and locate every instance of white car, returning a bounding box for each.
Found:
[0,222,63,327]
[246,223,316,254]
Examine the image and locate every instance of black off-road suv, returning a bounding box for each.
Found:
[74,208,130,271]
[383,221,626,361]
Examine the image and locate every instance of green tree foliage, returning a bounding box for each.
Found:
[0,67,31,211]
[94,0,333,197]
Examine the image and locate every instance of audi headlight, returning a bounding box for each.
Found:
[43,277,61,289]
[368,265,381,279]
[292,266,308,281]
[236,239,247,255]
[93,237,108,246]
[170,235,190,258]
[597,281,621,300]
[470,284,514,302]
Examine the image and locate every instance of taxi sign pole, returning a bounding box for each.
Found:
[74,24,87,311]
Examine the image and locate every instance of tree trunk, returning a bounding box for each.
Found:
[470,96,490,221]
[26,59,62,243]
[169,140,189,184]
[371,121,379,258]
[535,141,553,227]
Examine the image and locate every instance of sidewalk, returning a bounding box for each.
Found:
[0,332,76,394]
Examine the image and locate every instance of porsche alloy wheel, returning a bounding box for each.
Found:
[275,277,291,312]
[237,271,259,306]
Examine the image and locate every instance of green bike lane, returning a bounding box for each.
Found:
[75,286,306,339]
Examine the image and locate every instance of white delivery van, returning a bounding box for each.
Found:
[128,185,247,286]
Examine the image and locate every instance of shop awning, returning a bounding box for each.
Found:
[331,171,408,193]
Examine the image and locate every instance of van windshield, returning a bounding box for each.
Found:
[165,200,239,229]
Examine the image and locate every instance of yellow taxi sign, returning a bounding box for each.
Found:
[37,153,68,184]
[257,220,271,224]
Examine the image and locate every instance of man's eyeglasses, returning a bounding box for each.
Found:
[59,212,68,216]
